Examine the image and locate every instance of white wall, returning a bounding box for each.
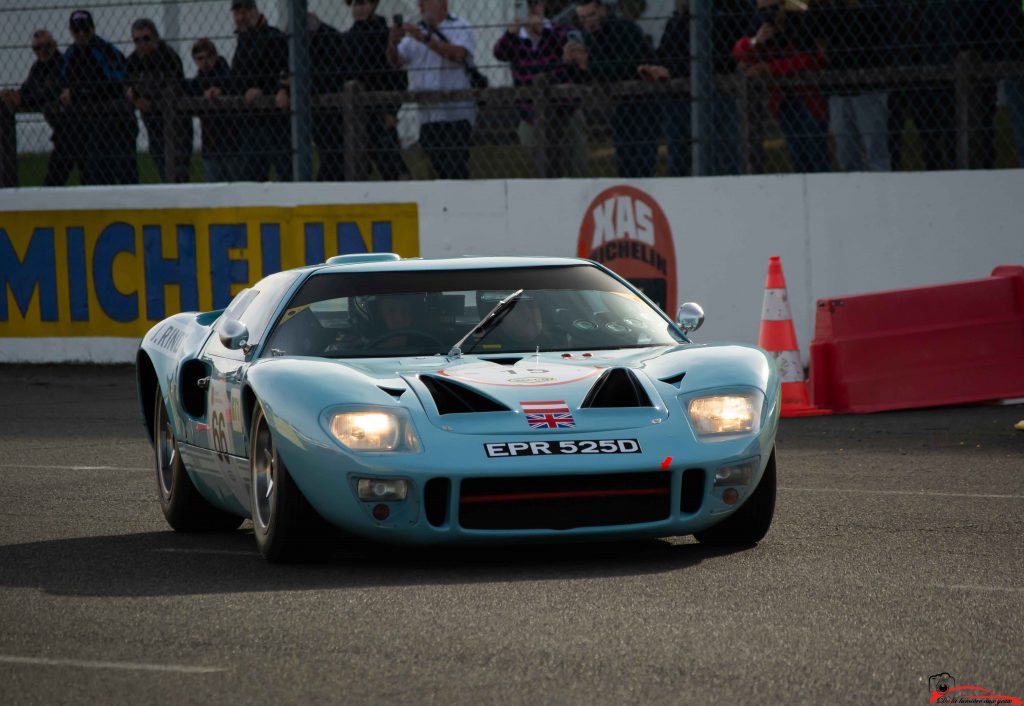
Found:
[1,169,1022,363]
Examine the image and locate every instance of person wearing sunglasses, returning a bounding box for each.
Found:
[59,9,139,184]
[0,29,77,186]
[126,18,194,183]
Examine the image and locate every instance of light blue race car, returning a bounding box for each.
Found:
[137,254,780,562]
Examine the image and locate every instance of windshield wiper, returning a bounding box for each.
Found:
[447,288,524,359]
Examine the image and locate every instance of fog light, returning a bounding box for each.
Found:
[722,488,739,505]
[714,458,759,487]
[372,504,390,520]
[357,478,408,501]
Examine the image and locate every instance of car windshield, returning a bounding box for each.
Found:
[261,265,684,358]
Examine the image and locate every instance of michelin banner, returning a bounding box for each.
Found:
[1,203,419,338]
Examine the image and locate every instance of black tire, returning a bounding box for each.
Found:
[249,403,335,563]
[694,449,777,546]
[154,392,243,532]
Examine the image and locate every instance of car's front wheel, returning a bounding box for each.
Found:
[154,392,243,531]
[249,403,334,562]
[694,449,777,546]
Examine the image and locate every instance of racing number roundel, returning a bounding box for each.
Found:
[577,185,677,315]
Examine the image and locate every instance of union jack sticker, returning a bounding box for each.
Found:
[521,400,576,429]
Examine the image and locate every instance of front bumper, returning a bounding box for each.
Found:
[278,424,776,545]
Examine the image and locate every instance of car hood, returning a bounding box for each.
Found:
[361,344,770,435]
[247,344,773,438]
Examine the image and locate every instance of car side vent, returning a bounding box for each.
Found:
[581,368,653,408]
[377,385,407,399]
[659,372,686,387]
[420,375,510,415]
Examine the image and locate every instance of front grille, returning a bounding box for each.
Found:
[459,472,671,530]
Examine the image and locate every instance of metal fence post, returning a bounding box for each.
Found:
[532,74,551,178]
[0,104,15,187]
[288,0,313,182]
[161,85,179,183]
[690,0,712,177]
[341,81,367,181]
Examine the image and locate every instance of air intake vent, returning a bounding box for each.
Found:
[420,375,510,415]
[377,385,406,399]
[581,368,652,408]
[480,357,523,366]
[659,372,686,387]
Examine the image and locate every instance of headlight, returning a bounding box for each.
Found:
[687,392,762,438]
[328,409,421,452]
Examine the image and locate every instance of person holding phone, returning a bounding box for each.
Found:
[493,0,587,178]
[386,0,477,180]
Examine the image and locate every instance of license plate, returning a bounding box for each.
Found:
[484,439,641,457]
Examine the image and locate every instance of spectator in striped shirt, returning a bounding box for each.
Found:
[494,0,588,178]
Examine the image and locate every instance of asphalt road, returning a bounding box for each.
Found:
[1,365,1021,706]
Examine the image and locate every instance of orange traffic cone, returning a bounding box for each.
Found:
[758,256,830,417]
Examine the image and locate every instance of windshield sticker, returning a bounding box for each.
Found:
[521,400,576,429]
[438,361,600,387]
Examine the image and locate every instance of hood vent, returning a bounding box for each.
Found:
[659,372,686,388]
[581,368,653,408]
[378,385,407,399]
[480,357,523,366]
[420,375,511,415]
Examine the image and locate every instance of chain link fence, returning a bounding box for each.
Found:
[1,0,1023,187]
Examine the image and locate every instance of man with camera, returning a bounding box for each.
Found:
[387,0,477,180]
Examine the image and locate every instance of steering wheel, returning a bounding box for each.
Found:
[368,329,445,351]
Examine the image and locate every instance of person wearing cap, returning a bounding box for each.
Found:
[126,18,193,183]
[59,9,138,184]
[0,29,76,186]
[222,0,291,181]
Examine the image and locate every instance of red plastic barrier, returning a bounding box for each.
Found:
[809,265,1024,413]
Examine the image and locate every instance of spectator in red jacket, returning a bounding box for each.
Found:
[733,0,830,173]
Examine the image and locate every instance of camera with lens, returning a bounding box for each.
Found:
[928,673,955,694]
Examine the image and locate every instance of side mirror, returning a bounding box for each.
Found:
[676,302,705,334]
[218,318,250,351]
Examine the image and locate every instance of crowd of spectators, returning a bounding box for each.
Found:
[2,0,1024,185]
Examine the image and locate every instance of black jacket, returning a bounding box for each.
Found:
[582,16,653,84]
[656,12,688,80]
[187,55,237,157]
[230,16,288,95]
[310,21,347,96]
[346,15,407,93]
[61,35,129,106]
[126,41,185,103]
[21,52,64,109]
[345,14,406,115]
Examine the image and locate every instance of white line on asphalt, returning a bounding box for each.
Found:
[0,655,226,674]
[779,487,1023,499]
[928,585,1024,593]
[0,464,149,472]
[153,548,253,556]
